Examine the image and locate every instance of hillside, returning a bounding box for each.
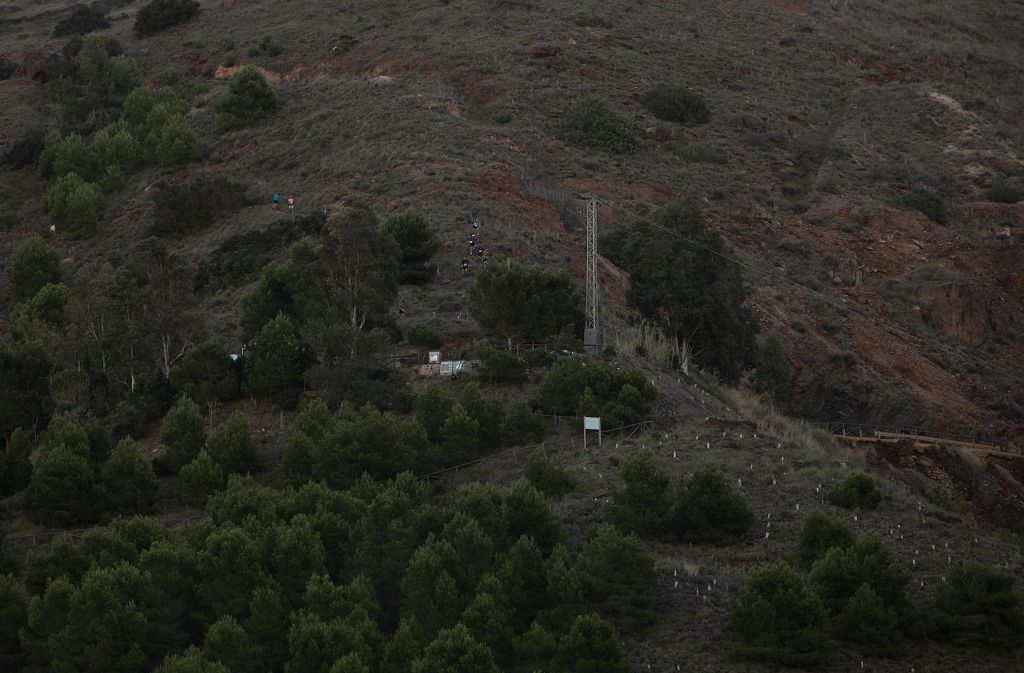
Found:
[3,0,1023,441]
[2,0,1024,671]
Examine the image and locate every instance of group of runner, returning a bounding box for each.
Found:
[461,213,491,274]
[272,193,295,213]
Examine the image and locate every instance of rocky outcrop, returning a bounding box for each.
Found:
[916,282,1017,344]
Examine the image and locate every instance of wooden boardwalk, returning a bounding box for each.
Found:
[833,428,1020,459]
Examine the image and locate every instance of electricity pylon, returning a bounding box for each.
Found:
[580,193,603,352]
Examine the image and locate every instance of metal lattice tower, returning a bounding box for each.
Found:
[580,193,603,351]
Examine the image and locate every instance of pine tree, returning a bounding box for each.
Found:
[730,560,832,666]
[755,334,790,404]
[809,534,910,618]
[0,340,52,438]
[159,395,206,474]
[245,312,303,408]
[6,234,61,301]
[216,66,279,131]
[933,561,1024,649]
[796,509,855,570]
[206,412,260,477]
[267,516,327,604]
[154,647,229,673]
[541,544,585,633]
[504,479,565,555]
[24,446,103,526]
[605,448,671,538]
[0,428,35,497]
[439,514,495,595]
[577,524,656,633]
[103,438,158,513]
[244,582,291,672]
[411,624,499,673]
[401,539,462,638]
[449,482,509,549]
[499,536,550,632]
[203,615,261,673]
[0,573,27,671]
[672,464,754,544]
[461,577,516,662]
[381,209,441,284]
[414,382,452,442]
[835,584,903,656]
[499,398,546,445]
[380,618,424,673]
[557,613,631,673]
[459,382,504,449]
[180,449,223,506]
[440,403,480,465]
[171,336,238,410]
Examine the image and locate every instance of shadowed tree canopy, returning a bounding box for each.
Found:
[0,340,52,438]
[730,560,832,667]
[382,209,441,284]
[468,262,584,346]
[602,198,758,382]
[55,35,144,132]
[6,234,62,302]
[320,204,399,330]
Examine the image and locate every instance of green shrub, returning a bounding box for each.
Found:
[828,472,882,509]
[898,188,947,224]
[522,349,555,369]
[835,584,903,656]
[43,172,102,237]
[474,341,526,383]
[216,66,279,131]
[55,36,143,132]
[6,235,62,302]
[605,448,672,538]
[754,335,790,404]
[222,51,236,67]
[933,561,1024,649]
[796,510,855,569]
[152,175,249,235]
[523,452,577,496]
[259,35,283,57]
[809,534,910,618]
[194,213,325,291]
[53,5,110,37]
[561,96,639,154]
[405,324,443,349]
[499,398,546,446]
[986,180,1022,204]
[644,85,709,126]
[672,464,753,544]
[134,0,200,37]
[382,209,441,284]
[535,358,655,418]
[577,524,656,633]
[730,561,832,667]
[6,133,45,169]
[180,449,223,506]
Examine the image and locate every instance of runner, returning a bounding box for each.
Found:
[272,193,280,210]
[287,196,295,214]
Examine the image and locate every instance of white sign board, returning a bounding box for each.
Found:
[428,351,441,364]
[584,416,601,431]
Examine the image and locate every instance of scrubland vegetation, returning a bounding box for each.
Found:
[1,1,1022,671]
